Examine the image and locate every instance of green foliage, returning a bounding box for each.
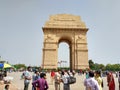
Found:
[89,60,95,69]
[89,60,120,71]
[8,60,120,71]
[98,64,105,70]
[105,64,120,71]
[13,64,26,70]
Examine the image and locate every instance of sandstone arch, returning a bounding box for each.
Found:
[42,14,89,70]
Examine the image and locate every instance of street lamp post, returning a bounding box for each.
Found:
[58,61,62,68]
[58,60,67,68]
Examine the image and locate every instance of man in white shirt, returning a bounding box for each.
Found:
[84,71,100,90]
[24,66,32,90]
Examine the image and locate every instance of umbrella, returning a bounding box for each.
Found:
[0,63,4,68]
[0,63,12,68]
[4,63,12,68]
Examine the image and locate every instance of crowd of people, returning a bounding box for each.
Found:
[0,70,13,90]
[21,66,120,90]
[84,70,120,90]
[0,70,14,84]
[1,66,120,90]
[21,67,76,90]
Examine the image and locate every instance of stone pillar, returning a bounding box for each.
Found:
[75,31,89,69]
[42,42,58,69]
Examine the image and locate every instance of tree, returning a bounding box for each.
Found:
[13,64,26,70]
[89,59,120,71]
[89,60,95,70]
[98,64,105,71]
[106,64,112,71]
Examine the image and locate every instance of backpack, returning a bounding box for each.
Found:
[67,76,76,84]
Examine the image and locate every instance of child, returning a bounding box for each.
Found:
[4,84,9,90]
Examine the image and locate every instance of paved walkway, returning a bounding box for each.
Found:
[0,72,119,90]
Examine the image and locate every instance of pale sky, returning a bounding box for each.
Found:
[0,0,120,66]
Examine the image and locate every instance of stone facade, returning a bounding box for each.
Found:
[42,14,89,70]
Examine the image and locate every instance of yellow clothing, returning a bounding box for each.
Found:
[95,77,103,90]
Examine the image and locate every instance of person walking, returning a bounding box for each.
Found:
[23,66,32,90]
[84,71,100,90]
[32,73,49,90]
[107,72,115,90]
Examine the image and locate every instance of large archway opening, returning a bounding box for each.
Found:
[58,38,72,70]
[58,42,70,68]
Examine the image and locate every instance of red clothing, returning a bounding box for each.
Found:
[107,73,115,90]
[51,71,55,77]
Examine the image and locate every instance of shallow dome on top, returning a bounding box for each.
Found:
[44,14,86,28]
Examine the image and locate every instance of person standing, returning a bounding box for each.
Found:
[50,70,55,85]
[107,72,115,90]
[32,70,40,90]
[24,66,32,90]
[32,73,49,90]
[61,70,70,90]
[84,71,100,90]
[54,70,61,90]
[95,71,103,90]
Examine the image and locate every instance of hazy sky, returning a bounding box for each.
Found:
[0,0,120,66]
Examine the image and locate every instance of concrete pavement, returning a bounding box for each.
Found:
[0,72,119,90]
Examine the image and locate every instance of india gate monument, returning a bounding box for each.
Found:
[42,14,89,70]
